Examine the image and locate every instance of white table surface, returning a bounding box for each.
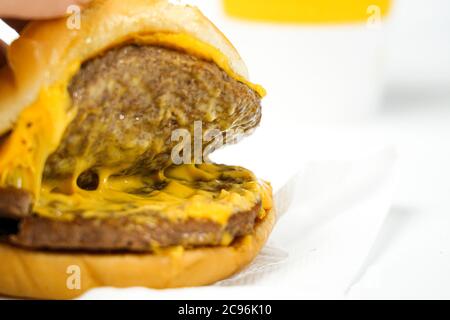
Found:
[212,96,450,300]
[202,0,450,299]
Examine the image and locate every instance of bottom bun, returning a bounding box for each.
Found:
[0,208,275,299]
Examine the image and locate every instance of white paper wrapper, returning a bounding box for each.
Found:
[80,147,397,299]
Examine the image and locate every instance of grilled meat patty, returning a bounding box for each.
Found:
[0,45,265,251]
[44,44,262,180]
[0,188,32,219]
[7,203,261,252]
[1,162,266,252]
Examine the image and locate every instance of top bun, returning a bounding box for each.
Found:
[0,0,263,135]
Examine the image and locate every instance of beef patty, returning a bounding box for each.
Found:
[44,44,262,179]
[1,164,266,252]
[0,45,265,251]
[6,203,261,252]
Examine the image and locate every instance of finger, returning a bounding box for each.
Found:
[0,0,91,19]
[0,39,7,67]
[2,19,29,33]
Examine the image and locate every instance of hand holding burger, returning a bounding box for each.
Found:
[0,0,92,66]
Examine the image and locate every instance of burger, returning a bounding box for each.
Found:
[0,0,274,299]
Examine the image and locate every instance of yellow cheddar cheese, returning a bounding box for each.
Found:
[0,33,271,226]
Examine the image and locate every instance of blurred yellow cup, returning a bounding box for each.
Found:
[223,0,391,24]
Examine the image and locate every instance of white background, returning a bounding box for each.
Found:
[1,0,450,299]
[190,0,450,299]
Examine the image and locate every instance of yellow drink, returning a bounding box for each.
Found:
[223,0,391,24]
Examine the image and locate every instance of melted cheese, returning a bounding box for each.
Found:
[0,80,77,198]
[0,33,271,226]
[37,164,272,225]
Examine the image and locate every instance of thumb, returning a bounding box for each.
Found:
[0,0,91,19]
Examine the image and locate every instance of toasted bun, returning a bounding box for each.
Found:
[0,208,275,299]
[0,0,263,136]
